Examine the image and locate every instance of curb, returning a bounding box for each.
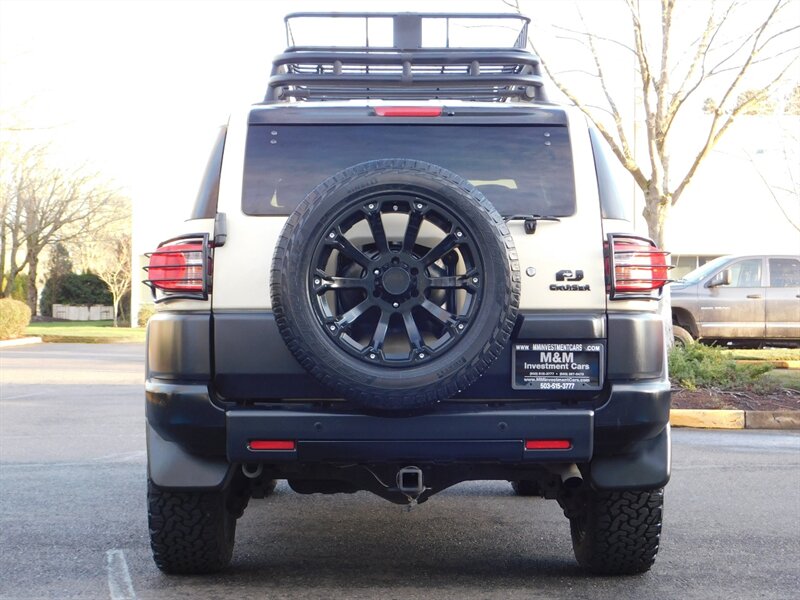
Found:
[0,337,43,348]
[670,409,800,430]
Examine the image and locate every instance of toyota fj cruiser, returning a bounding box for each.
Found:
[144,12,672,576]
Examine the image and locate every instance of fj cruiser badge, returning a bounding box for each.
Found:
[555,269,584,281]
[552,270,589,291]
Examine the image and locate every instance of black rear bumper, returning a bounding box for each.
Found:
[226,408,593,463]
[146,309,671,492]
[146,377,670,491]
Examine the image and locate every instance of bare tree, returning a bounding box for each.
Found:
[0,145,126,314]
[84,231,132,327]
[506,0,800,246]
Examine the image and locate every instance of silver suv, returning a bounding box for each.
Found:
[144,12,672,576]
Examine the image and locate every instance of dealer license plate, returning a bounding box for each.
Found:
[512,341,604,391]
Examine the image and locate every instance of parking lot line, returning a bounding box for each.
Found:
[106,549,136,600]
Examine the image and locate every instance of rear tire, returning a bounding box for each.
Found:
[569,488,663,575]
[148,480,237,574]
[673,325,694,348]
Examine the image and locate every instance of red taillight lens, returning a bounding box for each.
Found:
[608,235,670,296]
[147,242,205,292]
[374,106,442,117]
[525,439,572,450]
[248,440,296,451]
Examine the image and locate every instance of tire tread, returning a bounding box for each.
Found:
[148,480,235,574]
[571,488,663,575]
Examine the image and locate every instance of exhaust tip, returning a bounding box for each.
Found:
[242,463,264,479]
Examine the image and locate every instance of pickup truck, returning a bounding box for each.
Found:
[671,254,800,346]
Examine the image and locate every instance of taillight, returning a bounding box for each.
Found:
[606,234,671,299]
[373,106,442,117]
[144,235,209,301]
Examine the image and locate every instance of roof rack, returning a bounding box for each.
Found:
[265,13,547,104]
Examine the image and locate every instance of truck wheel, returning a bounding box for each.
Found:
[147,480,236,574]
[570,488,663,575]
[511,480,541,496]
[673,325,694,348]
[271,158,520,411]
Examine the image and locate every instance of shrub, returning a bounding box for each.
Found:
[0,298,32,340]
[58,272,112,307]
[669,343,773,391]
[138,304,156,327]
[42,272,112,316]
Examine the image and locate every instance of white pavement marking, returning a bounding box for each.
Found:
[106,549,137,600]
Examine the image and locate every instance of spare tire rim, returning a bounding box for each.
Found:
[309,189,484,367]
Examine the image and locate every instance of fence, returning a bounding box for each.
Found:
[52,304,114,321]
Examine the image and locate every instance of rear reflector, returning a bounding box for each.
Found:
[249,440,296,451]
[374,106,442,117]
[525,439,572,450]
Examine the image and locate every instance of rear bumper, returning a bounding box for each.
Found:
[146,378,670,491]
[146,308,670,491]
[226,409,593,463]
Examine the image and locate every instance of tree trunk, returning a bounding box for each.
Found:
[112,295,120,327]
[26,254,39,316]
[642,186,670,248]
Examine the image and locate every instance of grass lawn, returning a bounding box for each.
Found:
[25,320,146,343]
[763,368,800,391]
[723,348,800,361]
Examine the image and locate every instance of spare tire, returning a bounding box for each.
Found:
[271,159,520,411]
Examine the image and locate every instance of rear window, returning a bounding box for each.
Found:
[242,125,576,217]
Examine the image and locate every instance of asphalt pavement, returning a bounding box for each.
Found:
[1,343,799,599]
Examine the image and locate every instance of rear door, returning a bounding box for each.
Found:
[765,257,800,339]
[698,257,766,339]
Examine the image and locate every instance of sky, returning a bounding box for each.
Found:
[1,0,798,257]
[0,0,562,252]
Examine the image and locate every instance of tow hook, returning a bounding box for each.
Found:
[396,466,425,502]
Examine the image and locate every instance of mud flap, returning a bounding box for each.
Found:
[590,425,671,491]
[147,424,232,490]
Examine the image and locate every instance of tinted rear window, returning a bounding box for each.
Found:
[242,125,575,217]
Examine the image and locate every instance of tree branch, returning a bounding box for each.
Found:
[672,54,800,204]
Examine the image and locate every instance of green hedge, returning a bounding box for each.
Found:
[0,298,32,340]
[40,272,112,316]
[669,343,773,391]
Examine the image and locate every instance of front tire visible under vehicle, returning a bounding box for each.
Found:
[569,488,664,575]
[147,480,238,574]
[672,325,694,348]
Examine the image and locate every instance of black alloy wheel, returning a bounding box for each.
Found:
[309,192,483,366]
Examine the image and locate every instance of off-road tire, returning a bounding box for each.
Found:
[148,480,236,574]
[511,480,541,496]
[570,488,663,575]
[673,325,694,348]
[271,159,520,411]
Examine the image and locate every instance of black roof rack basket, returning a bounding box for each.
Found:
[265,12,547,104]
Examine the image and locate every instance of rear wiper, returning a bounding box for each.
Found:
[503,214,561,235]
